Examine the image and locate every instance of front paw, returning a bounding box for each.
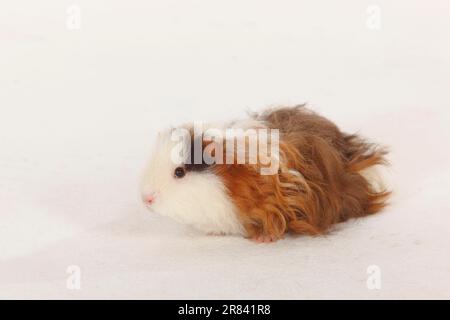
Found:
[251,234,282,243]
[207,231,226,236]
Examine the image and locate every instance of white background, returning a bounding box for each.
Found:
[1,0,449,299]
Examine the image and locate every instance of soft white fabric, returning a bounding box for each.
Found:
[1,0,449,299]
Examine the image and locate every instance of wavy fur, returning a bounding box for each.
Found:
[214,106,390,240]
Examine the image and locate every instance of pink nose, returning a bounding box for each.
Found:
[145,192,159,204]
[147,194,155,204]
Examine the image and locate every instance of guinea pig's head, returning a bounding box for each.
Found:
[140,127,245,235]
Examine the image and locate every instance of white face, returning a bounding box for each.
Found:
[140,130,245,235]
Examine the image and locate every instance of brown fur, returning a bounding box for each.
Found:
[212,106,390,240]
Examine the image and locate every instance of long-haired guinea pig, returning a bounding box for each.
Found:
[141,105,390,242]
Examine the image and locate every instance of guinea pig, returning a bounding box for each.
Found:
[141,105,390,242]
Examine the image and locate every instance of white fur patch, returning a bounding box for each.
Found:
[359,165,388,193]
[141,130,245,235]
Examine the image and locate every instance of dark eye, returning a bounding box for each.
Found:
[174,167,186,178]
